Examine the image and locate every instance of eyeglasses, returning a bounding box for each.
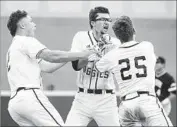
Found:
[95,18,112,22]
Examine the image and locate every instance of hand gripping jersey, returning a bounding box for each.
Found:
[71,31,121,90]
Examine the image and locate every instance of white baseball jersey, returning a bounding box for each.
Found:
[71,31,121,90]
[6,35,46,97]
[96,41,156,97]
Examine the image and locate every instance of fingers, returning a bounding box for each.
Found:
[88,54,100,62]
[101,34,111,44]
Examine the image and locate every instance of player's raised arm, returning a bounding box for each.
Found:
[37,48,97,63]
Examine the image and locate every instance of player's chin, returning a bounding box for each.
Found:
[104,27,109,32]
[101,29,108,34]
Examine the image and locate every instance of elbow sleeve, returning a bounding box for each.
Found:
[72,60,82,71]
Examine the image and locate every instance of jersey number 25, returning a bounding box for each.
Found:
[119,56,147,80]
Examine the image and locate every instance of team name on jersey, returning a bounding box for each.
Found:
[83,66,109,78]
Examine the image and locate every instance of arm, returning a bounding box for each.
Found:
[37,48,95,63]
[72,58,88,71]
[168,82,176,101]
[72,53,100,71]
[70,31,91,71]
[95,48,118,72]
[39,60,67,73]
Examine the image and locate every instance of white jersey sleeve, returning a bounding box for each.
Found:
[70,32,83,52]
[142,41,156,62]
[96,47,119,72]
[21,37,47,60]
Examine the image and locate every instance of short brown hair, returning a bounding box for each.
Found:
[89,6,110,29]
[7,10,27,36]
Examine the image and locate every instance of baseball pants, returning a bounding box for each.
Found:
[65,92,120,126]
[118,93,173,127]
[8,88,64,126]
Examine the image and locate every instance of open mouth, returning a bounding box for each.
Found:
[103,25,109,30]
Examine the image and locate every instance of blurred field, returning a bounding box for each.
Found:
[1,95,176,126]
[0,17,176,126]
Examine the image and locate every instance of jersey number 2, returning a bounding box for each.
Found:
[119,56,147,80]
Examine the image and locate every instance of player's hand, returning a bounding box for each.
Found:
[82,48,99,58]
[86,45,102,57]
[101,43,117,55]
[88,54,101,62]
[101,34,111,44]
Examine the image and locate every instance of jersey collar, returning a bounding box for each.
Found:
[88,31,101,45]
[155,69,167,77]
[119,41,140,48]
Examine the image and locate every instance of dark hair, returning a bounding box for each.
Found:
[7,10,27,37]
[112,16,135,43]
[156,56,166,64]
[89,6,110,29]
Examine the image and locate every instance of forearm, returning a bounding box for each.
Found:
[77,58,88,69]
[39,49,89,63]
[39,60,67,73]
[72,58,88,71]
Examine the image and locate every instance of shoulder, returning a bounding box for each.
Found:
[164,73,174,80]
[141,41,154,48]
[73,31,88,39]
[26,37,40,43]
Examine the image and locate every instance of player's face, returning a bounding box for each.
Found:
[21,15,36,37]
[92,13,112,34]
[155,62,165,72]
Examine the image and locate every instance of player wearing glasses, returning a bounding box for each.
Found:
[65,6,121,126]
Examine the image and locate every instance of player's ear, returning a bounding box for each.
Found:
[91,21,95,28]
[17,20,25,29]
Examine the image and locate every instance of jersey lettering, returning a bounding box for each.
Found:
[119,56,147,80]
[83,66,109,78]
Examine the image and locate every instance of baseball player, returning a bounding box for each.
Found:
[155,56,176,116]
[95,16,173,126]
[6,10,96,126]
[65,6,121,126]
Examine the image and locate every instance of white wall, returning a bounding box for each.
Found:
[1,1,176,18]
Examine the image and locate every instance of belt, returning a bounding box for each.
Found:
[10,87,40,99]
[16,87,40,92]
[121,91,156,101]
[78,87,114,94]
